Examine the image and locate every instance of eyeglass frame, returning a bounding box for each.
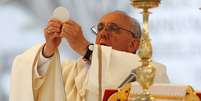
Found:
[90,22,138,38]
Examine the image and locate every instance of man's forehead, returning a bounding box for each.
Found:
[98,11,134,30]
[99,12,130,24]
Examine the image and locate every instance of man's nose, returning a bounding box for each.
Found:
[98,29,111,39]
[99,27,111,36]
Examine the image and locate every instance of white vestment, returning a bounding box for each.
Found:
[10,44,169,101]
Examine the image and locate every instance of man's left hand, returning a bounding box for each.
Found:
[61,20,89,56]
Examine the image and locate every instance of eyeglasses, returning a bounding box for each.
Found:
[91,22,137,38]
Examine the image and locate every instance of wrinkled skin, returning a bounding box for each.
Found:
[43,11,140,57]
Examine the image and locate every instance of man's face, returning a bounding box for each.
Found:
[95,12,138,53]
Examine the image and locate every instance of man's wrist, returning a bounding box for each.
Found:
[83,43,94,61]
[78,41,90,56]
[42,44,55,58]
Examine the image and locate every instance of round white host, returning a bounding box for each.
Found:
[52,6,69,22]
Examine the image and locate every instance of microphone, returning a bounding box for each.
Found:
[118,69,136,88]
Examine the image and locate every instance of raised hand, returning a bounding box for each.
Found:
[61,20,89,56]
[43,18,62,57]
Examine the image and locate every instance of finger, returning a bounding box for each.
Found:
[48,21,62,28]
[44,27,60,38]
[47,29,61,34]
[46,31,61,38]
[61,28,76,38]
[60,32,66,37]
[48,18,62,24]
[62,23,79,33]
[60,30,71,38]
[47,26,60,31]
[49,33,60,39]
[64,20,79,27]
[60,31,74,40]
[60,25,76,37]
[44,27,52,35]
[63,20,73,25]
[63,20,82,33]
[47,26,61,33]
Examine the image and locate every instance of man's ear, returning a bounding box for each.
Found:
[127,38,140,53]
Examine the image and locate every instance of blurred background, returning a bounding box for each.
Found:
[0,0,201,100]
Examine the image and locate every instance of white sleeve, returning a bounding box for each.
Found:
[35,49,54,77]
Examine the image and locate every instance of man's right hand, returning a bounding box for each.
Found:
[43,19,62,57]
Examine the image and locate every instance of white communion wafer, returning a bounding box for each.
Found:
[52,6,69,22]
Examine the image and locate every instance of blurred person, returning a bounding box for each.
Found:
[10,11,169,101]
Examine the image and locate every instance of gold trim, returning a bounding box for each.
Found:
[98,45,102,101]
[129,93,183,100]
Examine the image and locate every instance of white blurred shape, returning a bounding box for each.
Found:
[52,6,69,22]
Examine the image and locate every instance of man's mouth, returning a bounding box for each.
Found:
[97,38,111,46]
[100,43,108,46]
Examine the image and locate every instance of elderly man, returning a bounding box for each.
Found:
[10,11,169,101]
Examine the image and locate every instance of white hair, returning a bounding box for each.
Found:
[131,17,142,39]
